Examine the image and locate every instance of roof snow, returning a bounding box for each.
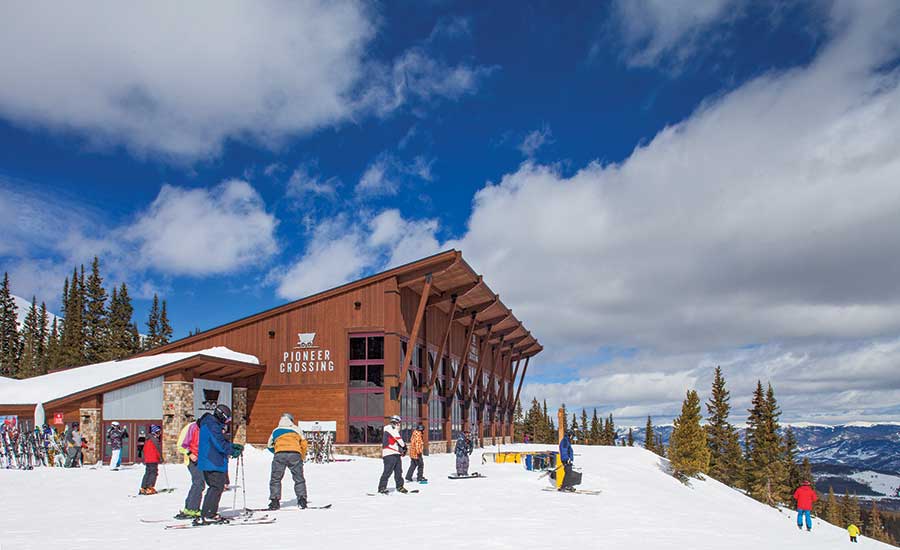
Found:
[0,347,258,406]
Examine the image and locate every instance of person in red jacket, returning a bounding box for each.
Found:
[793,480,818,531]
[139,425,162,495]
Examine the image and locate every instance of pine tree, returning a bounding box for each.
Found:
[36,302,48,374]
[799,457,813,486]
[580,409,589,445]
[669,389,710,479]
[645,416,656,454]
[867,501,892,544]
[83,257,108,363]
[745,382,788,506]
[60,267,86,367]
[0,272,20,377]
[627,428,634,446]
[783,427,802,491]
[706,366,742,485]
[145,294,161,350]
[844,492,861,528]
[106,283,137,359]
[46,317,61,372]
[159,300,173,345]
[570,411,578,440]
[605,414,616,445]
[590,409,601,445]
[824,486,842,525]
[18,297,39,378]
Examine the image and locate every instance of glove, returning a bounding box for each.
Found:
[231,443,244,458]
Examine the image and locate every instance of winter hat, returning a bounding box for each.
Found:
[282,412,295,423]
[111,421,120,426]
[389,415,401,424]
[416,424,425,431]
[149,424,161,435]
[71,422,79,429]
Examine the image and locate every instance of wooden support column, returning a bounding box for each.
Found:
[425,296,457,395]
[447,313,476,398]
[512,356,531,413]
[383,277,402,420]
[397,274,432,396]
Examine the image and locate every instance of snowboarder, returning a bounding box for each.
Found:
[197,404,236,523]
[65,422,82,468]
[377,415,408,494]
[106,421,128,470]
[405,423,426,482]
[175,417,204,519]
[266,412,309,510]
[792,480,818,531]
[455,429,473,476]
[139,425,161,495]
[848,523,860,543]
[558,429,576,492]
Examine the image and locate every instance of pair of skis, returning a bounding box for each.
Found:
[541,487,601,495]
[367,488,420,496]
[448,472,485,480]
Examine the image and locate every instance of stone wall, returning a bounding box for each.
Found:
[162,381,193,464]
[333,444,382,458]
[427,440,449,455]
[232,387,247,446]
[79,408,101,465]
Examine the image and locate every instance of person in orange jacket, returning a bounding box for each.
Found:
[405,423,426,483]
[793,480,818,531]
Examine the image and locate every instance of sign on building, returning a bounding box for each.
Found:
[193,378,232,418]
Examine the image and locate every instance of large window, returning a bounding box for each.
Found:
[348,334,385,444]
[399,340,424,441]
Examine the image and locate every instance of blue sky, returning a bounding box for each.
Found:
[2,0,900,424]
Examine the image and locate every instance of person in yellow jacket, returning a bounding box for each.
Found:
[405,423,427,483]
[848,524,860,543]
[266,413,309,510]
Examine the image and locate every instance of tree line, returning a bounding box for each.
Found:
[514,399,632,446]
[0,257,174,378]
[665,366,895,545]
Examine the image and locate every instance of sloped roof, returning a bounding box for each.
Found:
[0,347,259,407]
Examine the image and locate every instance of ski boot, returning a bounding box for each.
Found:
[268,498,280,510]
[378,488,390,495]
[397,487,409,494]
[298,497,307,510]
[145,487,157,495]
[174,509,197,520]
[194,514,229,526]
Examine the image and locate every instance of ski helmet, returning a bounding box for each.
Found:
[214,404,232,424]
[111,421,120,426]
[149,424,161,435]
[416,423,425,431]
[389,414,401,424]
[283,412,295,423]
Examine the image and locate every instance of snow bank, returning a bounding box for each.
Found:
[0,444,890,549]
[0,347,258,405]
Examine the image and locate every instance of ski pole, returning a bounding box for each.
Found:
[162,460,171,491]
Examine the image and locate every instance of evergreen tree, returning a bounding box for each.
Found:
[605,414,616,445]
[799,457,813,485]
[843,492,861,528]
[106,283,138,359]
[783,427,802,491]
[0,272,19,377]
[645,416,656,454]
[745,382,789,506]
[590,409,601,445]
[705,366,742,485]
[130,322,142,353]
[18,297,39,378]
[627,427,634,446]
[669,389,710,479]
[524,398,542,443]
[867,501,892,544]
[824,486,842,526]
[46,317,61,372]
[570,411,578,440]
[36,302,48,374]
[656,434,667,458]
[159,300,173,345]
[60,267,86,367]
[580,409,589,445]
[83,256,108,363]
[145,294,160,350]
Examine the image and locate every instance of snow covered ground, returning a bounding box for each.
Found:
[851,470,900,498]
[0,444,890,549]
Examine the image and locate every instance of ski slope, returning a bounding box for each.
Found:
[0,444,890,549]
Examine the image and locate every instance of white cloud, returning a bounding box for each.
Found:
[286,165,340,201]
[126,180,278,276]
[612,0,746,68]
[0,2,491,161]
[356,154,435,196]
[518,125,553,157]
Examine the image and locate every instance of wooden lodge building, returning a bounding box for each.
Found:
[0,250,542,462]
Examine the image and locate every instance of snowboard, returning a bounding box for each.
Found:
[366,489,420,496]
[448,472,485,479]
[541,487,601,495]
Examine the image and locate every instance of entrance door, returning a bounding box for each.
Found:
[102,421,132,465]
[102,420,160,464]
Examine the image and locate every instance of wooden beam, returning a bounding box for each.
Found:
[502,359,521,410]
[488,326,519,343]
[446,312,477,398]
[453,297,496,320]
[426,277,482,307]
[425,295,458,394]
[397,274,433,394]
[474,312,509,332]
[485,338,505,404]
[397,254,460,288]
[511,356,531,413]
[466,325,494,403]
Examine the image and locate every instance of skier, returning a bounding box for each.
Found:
[175,417,204,519]
[455,428,473,476]
[139,425,161,495]
[196,404,238,524]
[405,423,426,483]
[848,523,860,543]
[65,422,82,468]
[377,415,408,494]
[792,480,818,531]
[558,429,575,492]
[106,421,129,470]
[266,412,309,510]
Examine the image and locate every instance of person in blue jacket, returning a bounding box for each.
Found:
[558,430,576,492]
[196,404,240,524]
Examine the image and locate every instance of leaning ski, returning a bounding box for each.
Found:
[164,516,275,529]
